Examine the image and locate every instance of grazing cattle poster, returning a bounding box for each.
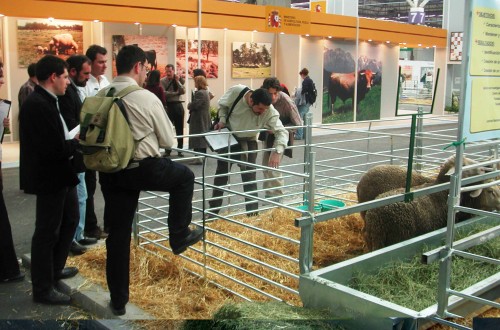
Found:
[176,39,219,79]
[112,35,168,78]
[17,19,83,68]
[232,42,272,79]
[322,40,382,123]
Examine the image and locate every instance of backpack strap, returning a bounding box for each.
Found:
[226,87,250,122]
[115,85,143,98]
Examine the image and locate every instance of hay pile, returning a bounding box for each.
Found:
[67,193,366,320]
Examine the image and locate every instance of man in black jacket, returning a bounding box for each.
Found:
[59,55,97,255]
[19,55,80,305]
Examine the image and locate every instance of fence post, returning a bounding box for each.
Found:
[415,107,424,172]
[299,151,316,275]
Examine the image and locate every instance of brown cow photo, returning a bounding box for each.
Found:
[322,41,382,123]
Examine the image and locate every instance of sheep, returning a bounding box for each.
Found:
[357,156,486,220]
[48,33,78,55]
[363,156,498,251]
[357,165,433,220]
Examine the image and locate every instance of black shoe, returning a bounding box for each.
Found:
[33,288,71,305]
[109,302,126,316]
[55,267,79,280]
[164,150,171,157]
[78,236,98,245]
[70,241,87,255]
[1,272,25,284]
[177,152,184,157]
[170,227,204,255]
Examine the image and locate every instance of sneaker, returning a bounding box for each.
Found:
[170,227,204,255]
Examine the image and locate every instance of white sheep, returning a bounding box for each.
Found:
[363,156,498,251]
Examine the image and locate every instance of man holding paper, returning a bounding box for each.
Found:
[209,85,288,217]
[59,55,96,255]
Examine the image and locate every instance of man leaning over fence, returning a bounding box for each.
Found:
[209,85,288,217]
[260,77,302,203]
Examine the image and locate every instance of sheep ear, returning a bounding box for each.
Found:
[470,188,483,198]
[445,167,455,176]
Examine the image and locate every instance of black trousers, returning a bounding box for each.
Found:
[99,157,194,308]
[166,102,184,149]
[0,163,21,280]
[209,140,258,214]
[84,169,99,232]
[31,186,78,296]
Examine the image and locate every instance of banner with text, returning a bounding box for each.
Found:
[265,6,311,35]
[462,0,500,142]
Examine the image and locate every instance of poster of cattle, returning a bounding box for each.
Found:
[232,42,272,78]
[17,19,83,68]
[112,35,167,78]
[322,40,382,123]
[176,39,219,79]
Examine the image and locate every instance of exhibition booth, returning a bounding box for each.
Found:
[0,0,448,146]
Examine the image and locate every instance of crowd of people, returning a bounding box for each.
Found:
[1,42,315,315]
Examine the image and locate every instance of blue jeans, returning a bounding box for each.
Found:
[295,104,310,140]
[73,172,87,242]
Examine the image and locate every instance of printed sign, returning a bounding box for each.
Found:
[264,6,310,35]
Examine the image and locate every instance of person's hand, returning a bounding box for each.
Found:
[268,152,281,168]
[3,117,9,127]
[214,122,225,131]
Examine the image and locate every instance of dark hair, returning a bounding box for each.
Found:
[193,68,206,78]
[165,64,175,71]
[36,55,68,82]
[299,68,309,76]
[261,77,281,91]
[85,44,107,62]
[0,59,3,77]
[146,69,161,87]
[116,45,146,75]
[250,88,272,106]
[66,55,91,73]
[27,63,37,77]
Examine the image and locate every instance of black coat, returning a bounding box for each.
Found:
[19,85,79,194]
[59,82,86,173]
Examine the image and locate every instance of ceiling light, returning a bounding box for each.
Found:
[305,34,310,37]
[172,24,177,27]
[223,28,228,31]
[253,30,257,33]
[433,45,436,48]
[280,32,285,35]
[426,46,429,49]
[386,41,390,43]
[368,39,372,42]
[0,14,4,17]
[48,17,54,22]
[93,19,100,23]
[134,22,140,25]
[418,43,422,46]
[328,36,332,38]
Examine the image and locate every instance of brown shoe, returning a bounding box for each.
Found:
[85,226,108,239]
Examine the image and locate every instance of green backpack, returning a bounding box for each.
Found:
[79,85,142,173]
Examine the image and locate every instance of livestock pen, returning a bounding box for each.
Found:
[132,113,499,329]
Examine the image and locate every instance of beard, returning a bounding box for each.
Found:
[74,79,87,87]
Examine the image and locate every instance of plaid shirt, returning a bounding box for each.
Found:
[273,91,303,128]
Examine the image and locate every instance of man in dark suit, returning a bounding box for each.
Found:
[19,55,80,305]
[59,55,97,255]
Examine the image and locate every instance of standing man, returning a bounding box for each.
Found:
[0,59,25,284]
[59,55,97,255]
[99,45,203,316]
[19,55,80,304]
[18,63,38,108]
[209,85,288,217]
[80,45,110,240]
[295,68,314,140]
[260,77,302,203]
[161,64,186,157]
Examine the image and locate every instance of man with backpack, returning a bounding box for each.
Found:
[97,45,203,316]
[295,68,316,140]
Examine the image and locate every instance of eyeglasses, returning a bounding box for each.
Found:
[141,63,151,74]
